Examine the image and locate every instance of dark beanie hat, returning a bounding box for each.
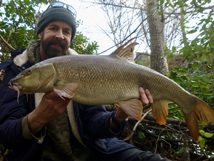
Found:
[37,7,76,41]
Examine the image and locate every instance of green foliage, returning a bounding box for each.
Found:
[0,0,99,63]
[169,62,214,107]
[173,147,185,157]
[157,0,214,159]
[200,130,213,138]
[71,31,99,55]
[198,130,214,148]
[70,20,99,55]
[138,131,146,140]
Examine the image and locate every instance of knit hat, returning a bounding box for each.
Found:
[37,6,76,41]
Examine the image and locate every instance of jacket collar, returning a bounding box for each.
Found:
[13,40,78,67]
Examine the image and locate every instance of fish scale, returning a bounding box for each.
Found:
[50,55,140,104]
[9,38,214,141]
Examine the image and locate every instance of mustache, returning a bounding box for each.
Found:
[50,38,66,47]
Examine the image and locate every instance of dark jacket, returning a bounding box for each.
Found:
[0,49,133,161]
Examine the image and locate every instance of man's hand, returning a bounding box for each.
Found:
[109,87,153,129]
[139,87,153,105]
[28,91,70,134]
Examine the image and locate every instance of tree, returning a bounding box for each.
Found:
[146,0,168,74]
[94,0,144,47]
[95,0,172,74]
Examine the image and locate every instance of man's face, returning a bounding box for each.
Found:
[38,20,72,59]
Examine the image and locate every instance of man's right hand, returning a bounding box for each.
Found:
[27,91,70,134]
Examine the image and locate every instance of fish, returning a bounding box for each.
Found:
[9,38,214,141]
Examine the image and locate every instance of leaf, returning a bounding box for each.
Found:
[181,9,186,15]
[198,136,206,148]
[138,132,145,140]
[192,62,199,69]
[188,29,197,34]
[173,147,185,156]
[212,61,214,68]
[169,53,174,59]
[199,130,205,136]
[172,46,176,52]
[170,71,177,78]
[204,132,213,138]
[163,52,168,57]
[191,81,198,87]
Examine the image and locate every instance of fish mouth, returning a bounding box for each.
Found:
[8,81,23,101]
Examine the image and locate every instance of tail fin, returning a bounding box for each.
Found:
[183,97,214,141]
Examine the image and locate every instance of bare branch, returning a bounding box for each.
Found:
[123,109,152,142]
[0,35,15,50]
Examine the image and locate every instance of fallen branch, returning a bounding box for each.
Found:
[123,109,152,141]
[168,110,181,114]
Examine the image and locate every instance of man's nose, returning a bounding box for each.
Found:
[55,30,64,39]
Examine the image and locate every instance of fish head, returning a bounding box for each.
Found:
[9,63,56,95]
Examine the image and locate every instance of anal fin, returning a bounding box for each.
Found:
[117,99,143,120]
[152,99,168,125]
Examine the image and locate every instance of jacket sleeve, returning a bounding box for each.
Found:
[0,63,35,149]
[74,102,125,139]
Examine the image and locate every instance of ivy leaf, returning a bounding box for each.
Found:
[199,130,205,136]
[192,62,199,69]
[169,53,174,59]
[212,61,214,68]
[198,136,205,148]
[138,132,145,140]
[204,132,213,138]
[188,29,197,34]
[173,147,185,156]
[172,46,176,52]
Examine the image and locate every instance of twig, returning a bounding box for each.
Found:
[211,59,214,94]
[168,106,180,111]
[196,79,206,99]
[168,110,181,114]
[155,132,172,154]
[0,34,15,50]
[123,109,152,141]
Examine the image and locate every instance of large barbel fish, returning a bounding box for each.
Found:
[9,39,214,140]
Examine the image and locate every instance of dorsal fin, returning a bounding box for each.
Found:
[110,38,138,62]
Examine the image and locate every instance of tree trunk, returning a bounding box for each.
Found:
[146,0,168,75]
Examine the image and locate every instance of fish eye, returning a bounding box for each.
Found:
[26,70,31,75]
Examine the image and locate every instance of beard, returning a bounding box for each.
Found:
[40,34,69,58]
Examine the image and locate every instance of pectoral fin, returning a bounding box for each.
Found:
[53,82,80,99]
[116,99,143,120]
[152,99,168,125]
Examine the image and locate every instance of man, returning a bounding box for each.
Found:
[0,1,170,161]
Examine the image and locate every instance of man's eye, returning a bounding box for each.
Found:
[65,31,71,35]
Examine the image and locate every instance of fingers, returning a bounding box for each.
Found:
[40,91,70,114]
[144,88,153,104]
[45,91,61,100]
[139,87,153,105]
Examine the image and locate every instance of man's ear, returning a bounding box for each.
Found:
[38,32,42,39]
